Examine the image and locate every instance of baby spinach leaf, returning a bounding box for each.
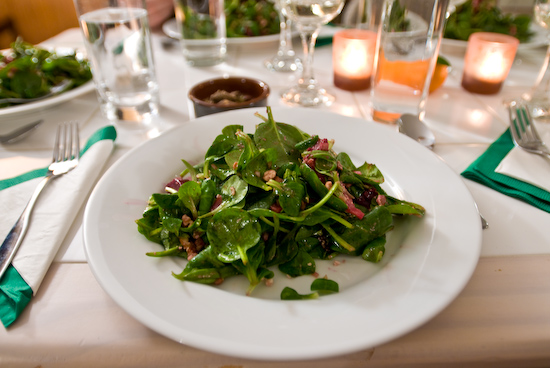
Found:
[241,148,277,191]
[151,193,180,210]
[278,249,316,277]
[385,196,426,216]
[280,287,319,300]
[222,124,244,137]
[362,236,386,263]
[198,178,216,215]
[173,265,239,284]
[205,133,239,159]
[300,163,347,212]
[178,181,201,218]
[266,226,300,267]
[334,206,393,254]
[267,180,305,217]
[311,278,339,295]
[162,217,183,234]
[207,208,261,264]
[295,135,319,151]
[254,108,304,168]
[231,241,269,295]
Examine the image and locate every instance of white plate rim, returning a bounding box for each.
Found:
[162,18,283,45]
[0,81,95,118]
[83,107,482,361]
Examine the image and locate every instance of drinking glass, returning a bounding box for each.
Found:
[173,0,226,66]
[523,0,550,121]
[73,0,159,130]
[264,0,301,72]
[369,0,449,124]
[280,0,345,106]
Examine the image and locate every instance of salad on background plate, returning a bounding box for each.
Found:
[442,0,547,51]
[0,38,93,108]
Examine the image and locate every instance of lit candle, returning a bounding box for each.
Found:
[461,32,519,95]
[333,29,377,91]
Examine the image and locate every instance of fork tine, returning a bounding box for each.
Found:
[72,122,80,161]
[66,123,73,161]
[52,124,62,163]
[508,104,522,145]
[521,105,543,143]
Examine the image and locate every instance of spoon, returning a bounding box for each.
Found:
[397,113,436,149]
[396,114,489,229]
[0,119,44,144]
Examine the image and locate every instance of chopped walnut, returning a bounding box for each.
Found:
[263,169,277,182]
[181,214,193,227]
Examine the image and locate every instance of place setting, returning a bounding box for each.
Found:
[79,0,483,360]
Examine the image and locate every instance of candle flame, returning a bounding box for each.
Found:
[341,41,370,76]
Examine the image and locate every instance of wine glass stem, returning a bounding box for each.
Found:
[298,27,320,87]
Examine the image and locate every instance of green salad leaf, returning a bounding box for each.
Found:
[136,107,426,298]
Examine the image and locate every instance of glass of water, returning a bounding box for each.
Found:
[523,0,550,121]
[280,0,345,106]
[73,0,159,130]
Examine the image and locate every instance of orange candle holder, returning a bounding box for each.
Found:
[333,29,377,91]
[461,32,519,95]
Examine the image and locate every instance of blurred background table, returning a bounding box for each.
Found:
[0,15,549,368]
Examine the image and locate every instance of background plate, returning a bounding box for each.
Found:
[83,107,482,361]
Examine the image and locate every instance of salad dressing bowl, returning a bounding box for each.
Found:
[188,76,270,117]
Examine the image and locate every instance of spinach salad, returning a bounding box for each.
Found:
[0,38,93,107]
[136,108,425,300]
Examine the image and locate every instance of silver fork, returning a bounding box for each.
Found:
[509,102,550,159]
[0,122,80,280]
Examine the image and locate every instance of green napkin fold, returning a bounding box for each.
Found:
[461,128,550,213]
[315,35,333,48]
[0,125,117,328]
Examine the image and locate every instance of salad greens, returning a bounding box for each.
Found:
[444,0,534,43]
[175,0,279,40]
[0,38,92,107]
[136,107,425,298]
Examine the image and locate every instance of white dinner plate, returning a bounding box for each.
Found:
[162,18,282,45]
[83,107,482,361]
[0,81,95,118]
[442,24,548,52]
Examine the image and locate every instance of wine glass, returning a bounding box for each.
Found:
[523,0,550,121]
[264,0,301,72]
[280,0,345,106]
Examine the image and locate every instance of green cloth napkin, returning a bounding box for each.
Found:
[316,35,333,48]
[461,129,550,213]
[0,125,117,328]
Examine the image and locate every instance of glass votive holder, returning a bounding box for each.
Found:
[333,29,377,91]
[461,32,519,95]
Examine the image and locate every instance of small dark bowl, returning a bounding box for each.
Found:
[188,76,270,117]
